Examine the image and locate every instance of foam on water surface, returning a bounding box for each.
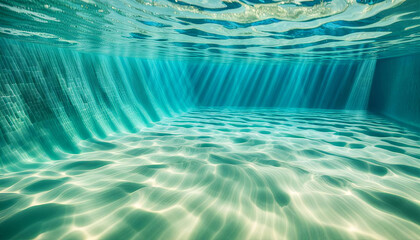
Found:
[1,109,420,239]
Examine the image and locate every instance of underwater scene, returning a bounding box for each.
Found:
[1,0,420,239]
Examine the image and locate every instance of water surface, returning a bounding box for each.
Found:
[1,0,419,61]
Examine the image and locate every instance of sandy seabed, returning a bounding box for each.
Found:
[1,108,420,240]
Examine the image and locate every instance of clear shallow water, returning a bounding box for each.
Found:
[1,108,420,239]
[1,0,420,61]
[1,1,420,239]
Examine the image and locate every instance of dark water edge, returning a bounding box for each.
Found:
[369,53,420,130]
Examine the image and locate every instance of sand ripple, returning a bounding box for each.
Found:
[1,108,420,239]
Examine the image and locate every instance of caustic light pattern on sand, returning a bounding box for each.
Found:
[1,109,420,239]
[1,0,420,239]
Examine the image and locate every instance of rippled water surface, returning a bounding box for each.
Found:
[1,109,420,239]
[1,0,420,60]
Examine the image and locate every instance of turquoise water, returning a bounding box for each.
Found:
[1,0,420,60]
[1,109,420,239]
[1,0,420,240]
